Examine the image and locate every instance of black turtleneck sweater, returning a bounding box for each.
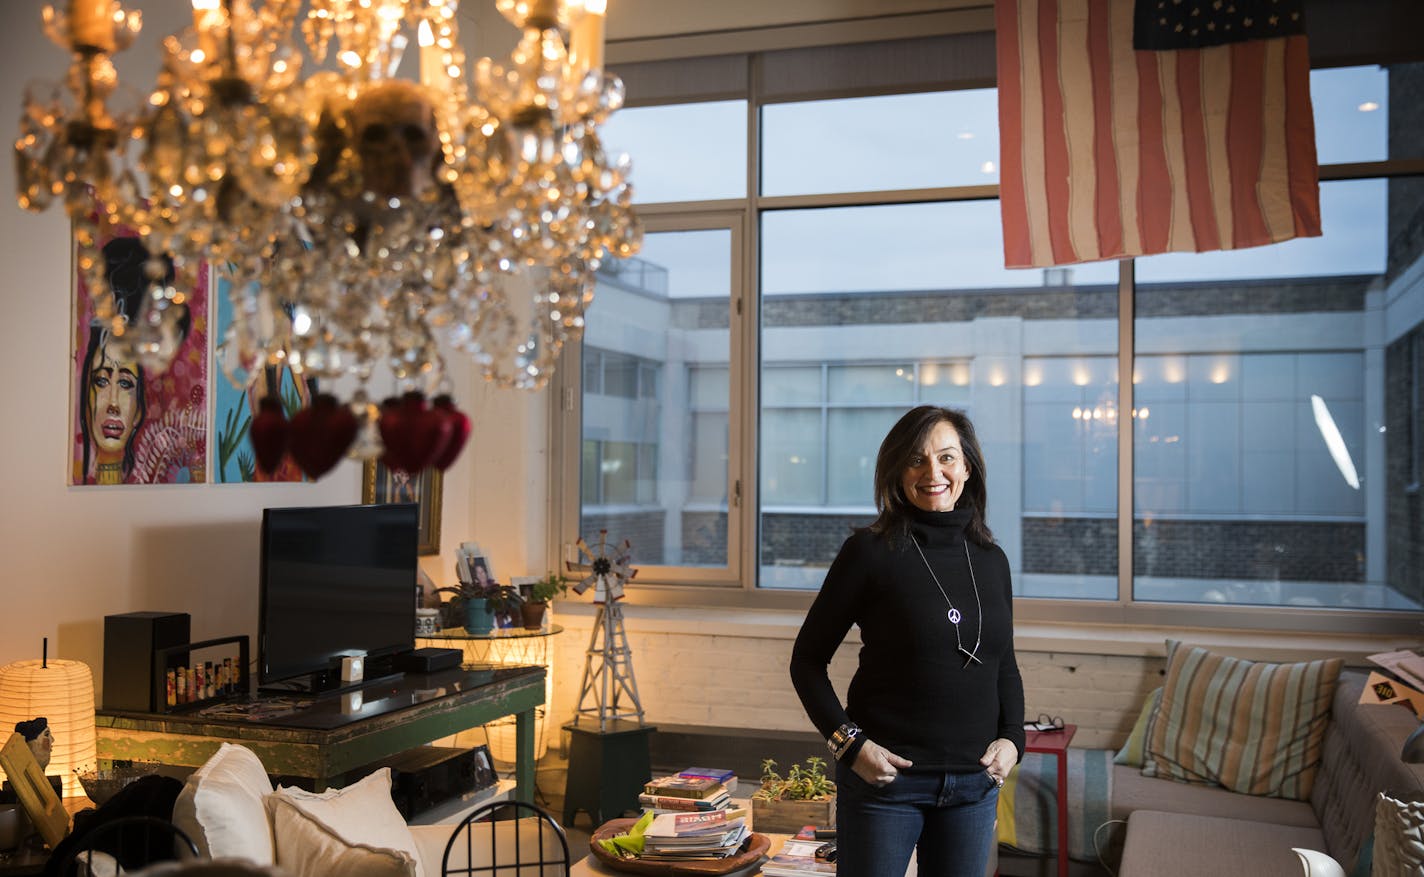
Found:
[790,506,1026,772]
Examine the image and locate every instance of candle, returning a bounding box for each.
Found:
[191,0,221,64]
[69,0,115,52]
[569,0,605,76]
[418,19,443,93]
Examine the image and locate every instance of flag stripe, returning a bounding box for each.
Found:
[1107,0,1141,257]
[996,0,1033,267]
[1283,34,1322,238]
[1038,0,1077,265]
[997,0,1321,268]
[1087,0,1123,260]
[1060,1,1100,261]
[1226,38,1272,249]
[1201,47,1234,250]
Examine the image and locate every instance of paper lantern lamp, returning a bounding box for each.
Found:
[0,658,97,797]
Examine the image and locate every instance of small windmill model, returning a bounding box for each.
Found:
[569,530,645,730]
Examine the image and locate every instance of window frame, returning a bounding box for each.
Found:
[548,36,1424,636]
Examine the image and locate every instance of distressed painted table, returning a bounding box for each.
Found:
[95,665,545,799]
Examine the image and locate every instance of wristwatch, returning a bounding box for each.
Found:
[827,722,862,760]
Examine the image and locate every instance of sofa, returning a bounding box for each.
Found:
[1115,668,1424,876]
[168,743,563,877]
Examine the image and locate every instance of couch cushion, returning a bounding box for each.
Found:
[1120,810,1325,877]
[171,743,276,863]
[1110,764,1318,825]
[1143,640,1341,800]
[268,768,423,877]
[1312,671,1424,872]
[1113,688,1161,768]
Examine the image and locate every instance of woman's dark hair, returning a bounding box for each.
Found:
[868,405,994,547]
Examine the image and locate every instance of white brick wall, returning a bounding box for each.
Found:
[545,611,1165,755]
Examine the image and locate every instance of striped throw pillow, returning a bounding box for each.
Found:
[1141,640,1342,800]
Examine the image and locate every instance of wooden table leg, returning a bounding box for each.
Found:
[515,706,536,802]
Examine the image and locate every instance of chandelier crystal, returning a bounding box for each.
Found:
[14,0,641,477]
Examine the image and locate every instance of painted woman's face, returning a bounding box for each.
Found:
[87,341,142,461]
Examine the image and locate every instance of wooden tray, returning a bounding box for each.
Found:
[588,818,771,876]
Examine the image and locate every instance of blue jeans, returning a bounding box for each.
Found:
[835,760,999,877]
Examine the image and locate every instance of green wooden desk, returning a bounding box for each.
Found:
[95,666,545,799]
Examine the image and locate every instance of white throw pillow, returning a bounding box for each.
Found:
[171,743,276,864]
[267,769,424,877]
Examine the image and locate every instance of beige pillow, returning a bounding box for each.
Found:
[1373,792,1424,877]
[268,769,423,877]
[171,743,276,863]
[1142,640,1341,800]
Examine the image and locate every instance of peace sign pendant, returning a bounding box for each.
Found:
[948,607,962,625]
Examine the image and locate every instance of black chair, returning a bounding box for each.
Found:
[441,800,570,877]
[54,815,199,877]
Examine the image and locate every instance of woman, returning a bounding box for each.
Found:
[790,405,1025,877]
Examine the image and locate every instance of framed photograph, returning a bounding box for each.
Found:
[362,462,442,555]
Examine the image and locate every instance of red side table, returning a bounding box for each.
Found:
[1024,724,1077,877]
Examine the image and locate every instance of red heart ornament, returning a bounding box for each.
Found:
[381,392,452,474]
[431,395,471,471]
[249,396,290,475]
[288,394,358,479]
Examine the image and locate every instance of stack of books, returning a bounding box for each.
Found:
[639,768,740,815]
[639,810,751,861]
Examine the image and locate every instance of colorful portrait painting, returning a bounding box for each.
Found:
[212,273,314,482]
[71,231,209,485]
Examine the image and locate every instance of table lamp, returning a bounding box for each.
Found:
[0,640,96,797]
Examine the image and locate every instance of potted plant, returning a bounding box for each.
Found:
[435,579,521,635]
[519,572,567,630]
[751,756,836,833]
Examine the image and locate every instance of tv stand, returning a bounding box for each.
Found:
[95,665,545,797]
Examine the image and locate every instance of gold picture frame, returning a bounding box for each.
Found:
[361,462,443,555]
[0,733,67,848]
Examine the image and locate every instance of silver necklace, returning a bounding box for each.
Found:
[911,537,983,667]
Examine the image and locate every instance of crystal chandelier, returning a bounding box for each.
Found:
[14,0,641,477]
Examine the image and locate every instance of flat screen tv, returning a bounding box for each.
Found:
[259,503,418,690]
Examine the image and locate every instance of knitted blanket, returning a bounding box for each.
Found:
[996,748,1114,862]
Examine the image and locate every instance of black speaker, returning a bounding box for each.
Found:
[103,612,190,712]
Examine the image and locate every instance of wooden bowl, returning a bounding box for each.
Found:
[588,818,771,876]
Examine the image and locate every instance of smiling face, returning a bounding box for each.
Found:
[900,419,971,513]
[86,339,143,463]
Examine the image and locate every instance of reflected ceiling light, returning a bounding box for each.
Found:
[14,0,642,478]
[1358,101,1380,112]
[1310,394,1360,489]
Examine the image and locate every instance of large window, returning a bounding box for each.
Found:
[558,43,1424,628]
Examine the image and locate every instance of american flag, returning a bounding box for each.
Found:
[996,0,1321,269]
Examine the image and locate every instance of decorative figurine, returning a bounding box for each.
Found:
[14,718,52,771]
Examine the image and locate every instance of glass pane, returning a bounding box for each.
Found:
[759,201,1119,594]
[1133,177,1418,609]
[762,409,822,507]
[763,366,821,405]
[826,408,902,506]
[828,364,916,405]
[762,89,1000,197]
[580,229,734,569]
[600,101,747,203]
[1311,63,1423,165]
